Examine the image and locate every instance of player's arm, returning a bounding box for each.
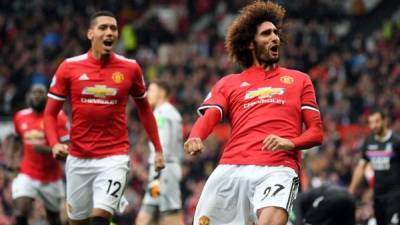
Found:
[348,160,368,196]
[44,99,69,159]
[262,110,323,151]
[184,107,221,155]
[5,134,22,172]
[130,62,164,171]
[34,114,70,154]
[134,97,165,171]
[9,115,24,171]
[289,109,323,149]
[32,145,52,154]
[263,76,323,151]
[44,61,69,159]
[186,78,228,155]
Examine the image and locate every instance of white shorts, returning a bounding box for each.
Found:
[65,155,130,220]
[142,163,182,212]
[12,173,64,212]
[193,165,299,225]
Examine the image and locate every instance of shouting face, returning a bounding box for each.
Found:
[87,16,118,57]
[250,21,280,66]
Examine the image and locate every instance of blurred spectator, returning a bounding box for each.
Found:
[1,1,400,225]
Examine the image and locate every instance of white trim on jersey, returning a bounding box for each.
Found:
[66,53,88,62]
[60,135,70,143]
[197,105,223,120]
[301,105,319,112]
[115,54,137,64]
[48,93,66,101]
[133,91,147,99]
[19,108,33,115]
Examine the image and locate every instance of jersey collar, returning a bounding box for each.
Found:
[244,65,281,80]
[87,49,116,66]
[375,130,392,142]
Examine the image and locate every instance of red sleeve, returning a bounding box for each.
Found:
[189,107,220,140]
[56,111,70,143]
[48,61,69,101]
[13,113,21,136]
[300,76,319,111]
[44,98,64,147]
[197,78,228,120]
[289,109,323,149]
[129,63,147,99]
[134,97,162,152]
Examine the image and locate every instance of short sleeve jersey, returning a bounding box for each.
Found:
[198,66,319,173]
[14,108,69,182]
[48,51,146,158]
[360,131,400,195]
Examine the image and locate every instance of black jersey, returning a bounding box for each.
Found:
[291,185,355,225]
[361,131,400,196]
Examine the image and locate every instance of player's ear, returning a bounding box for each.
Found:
[249,41,254,50]
[87,29,93,41]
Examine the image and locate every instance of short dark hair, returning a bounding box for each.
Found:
[89,10,116,27]
[152,80,171,96]
[369,108,388,119]
[225,1,286,68]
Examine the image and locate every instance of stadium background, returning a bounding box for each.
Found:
[0,0,400,224]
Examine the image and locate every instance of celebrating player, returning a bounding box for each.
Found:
[184,1,323,225]
[12,84,69,225]
[43,11,165,225]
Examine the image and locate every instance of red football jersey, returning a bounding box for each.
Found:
[48,51,146,158]
[198,66,319,172]
[14,109,69,182]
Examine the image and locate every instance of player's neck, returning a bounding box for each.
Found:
[253,57,278,71]
[155,100,167,109]
[376,127,390,140]
[253,61,278,72]
[91,50,111,62]
[32,109,43,116]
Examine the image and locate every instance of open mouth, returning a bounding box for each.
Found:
[270,45,279,53]
[103,39,113,47]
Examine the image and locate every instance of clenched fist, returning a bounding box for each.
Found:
[154,152,165,172]
[184,137,204,156]
[52,143,69,160]
[262,134,295,151]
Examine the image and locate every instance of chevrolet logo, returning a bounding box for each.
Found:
[24,130,45,140]
[245,87,285,99]
[82,85,117,98]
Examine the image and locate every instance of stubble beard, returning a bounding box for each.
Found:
[255,43,279,67]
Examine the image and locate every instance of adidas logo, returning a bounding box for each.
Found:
[79,73,89,80]
[240,81,250,87]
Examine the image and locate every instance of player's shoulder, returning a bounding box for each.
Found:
[215,73,241,87]
[158,103,182,120]
[114,53,139,66]
[65,53,89,63]
[15,108,33,118]
[363,134,376,146]
[391,132,400,142]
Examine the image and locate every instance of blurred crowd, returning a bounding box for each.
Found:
[0,0,400,225]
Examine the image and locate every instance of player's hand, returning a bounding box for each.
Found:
[52,143,69,160]
[262,134,294,151]
[154,152,165,172]
[184,137,204,156]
